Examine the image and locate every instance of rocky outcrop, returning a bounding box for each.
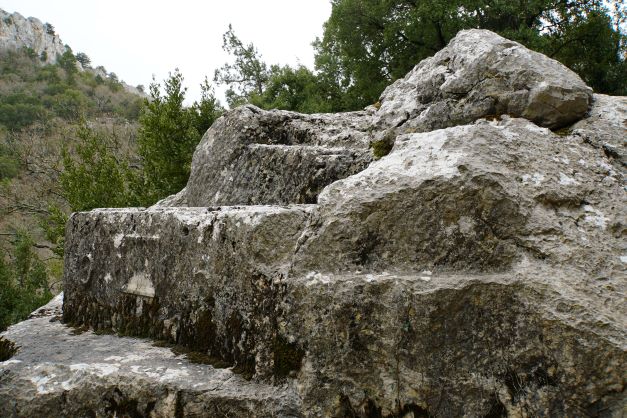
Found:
[292,116,625,276]
[374,29,592,134]
[163,106,373,206]
[0,8,147,98]
[2,29,626,417]
[0,295,301,417]
[0,8,67,64]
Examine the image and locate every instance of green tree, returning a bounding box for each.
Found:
[215,26,337,113]
[214,25,269,108]
[193,77,224,134]
[57,49,78,83]
[315,0,627,110]
[44,23,55,36]
[75,52,91,68]
[0,232,52,332]
[137,70,222,204]
[250,65,335,113]
[61,122,137,211]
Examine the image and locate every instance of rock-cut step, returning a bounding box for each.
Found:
[0,295,302,418]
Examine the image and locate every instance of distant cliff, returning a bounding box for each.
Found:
[0,8,68,64]
[0,8,146,97]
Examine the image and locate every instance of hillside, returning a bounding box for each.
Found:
[0,8,144,297]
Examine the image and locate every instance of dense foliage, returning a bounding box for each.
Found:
[214,28,344,113]
[61,123,139,211]
[137,71,223,203]
[0,232,52,332]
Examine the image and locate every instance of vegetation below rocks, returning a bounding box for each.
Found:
[0,48,143,129]
[0,233,52,331]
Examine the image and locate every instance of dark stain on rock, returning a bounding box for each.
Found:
[483,395,507,418]
[339,396,430,418]
[0,337,17,361]
[272,335,305,378]
[103,388,142,418]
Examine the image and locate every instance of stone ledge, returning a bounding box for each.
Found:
[0,296,302,418]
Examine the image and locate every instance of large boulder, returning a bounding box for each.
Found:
[374,29,592,134]
[2,29,625,417]
[62,206,312,380]
[292,117,625,276]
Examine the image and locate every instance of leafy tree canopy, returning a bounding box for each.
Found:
[214,24,269,108]
[215,26,341,113]
[0,232,52,332]
[314,0,627,110]
[137,70,223,203]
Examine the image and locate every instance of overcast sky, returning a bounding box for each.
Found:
[2,0,332,104]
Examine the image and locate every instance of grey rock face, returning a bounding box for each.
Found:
[571,94,627,176]
[62,206,312,381]
[0,295,301,417]
[375,29,592,134]
[2,29,626,417]
[0,8,68,64]
[282,267,625,417]
[293,117,626,276]
[165,105,373,206]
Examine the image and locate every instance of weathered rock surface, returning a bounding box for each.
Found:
[0,8,68,64]
[374,29,592,134]
[571,94,627,176]
[0,295,301,417]
[293,116,626,276]
[61,206,312,381]
[2,29,626,417]
[282,266,625,417]
[164,106,373,206]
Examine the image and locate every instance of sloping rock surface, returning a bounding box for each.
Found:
[2,29,626,417]
[163,106,373,206]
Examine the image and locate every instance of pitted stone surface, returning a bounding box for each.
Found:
[374,29,592,135]
[281,266,625,416]
[62,206,313,380]
[571,94,627,176]
[293,117,626,276]
[0,295,301,417]
[164,106,373,206]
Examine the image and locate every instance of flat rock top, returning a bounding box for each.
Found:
[1,295,300,415]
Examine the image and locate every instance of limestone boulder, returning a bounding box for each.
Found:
[374,29,592,134]
[62,206,313,380]
[293,117,625,277]
[2,28,626,417]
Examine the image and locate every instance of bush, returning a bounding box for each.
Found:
[61,123,138,211]
[0,232,53,332]
[0,144,20,179]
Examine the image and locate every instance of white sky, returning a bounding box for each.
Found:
[2,0,332,104]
